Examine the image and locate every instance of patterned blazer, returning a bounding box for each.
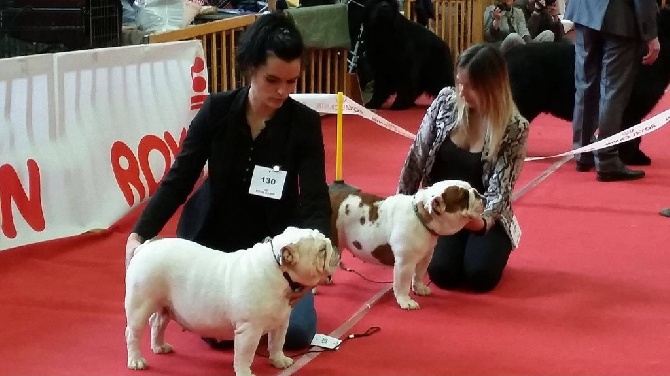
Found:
[397,87,530,247]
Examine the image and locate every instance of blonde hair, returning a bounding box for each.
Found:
[452,43,517,161]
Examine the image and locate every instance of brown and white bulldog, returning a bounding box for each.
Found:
[329,180,485,310]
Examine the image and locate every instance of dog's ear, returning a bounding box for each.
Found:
[441,186,470,213]
[281,245,299,267]
[316,244,328,273]
[429,194,444,215]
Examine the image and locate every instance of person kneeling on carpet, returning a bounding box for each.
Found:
[124,11,332,350]
[397,43,530,293]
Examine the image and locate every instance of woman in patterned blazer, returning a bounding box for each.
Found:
[398,43,530,292]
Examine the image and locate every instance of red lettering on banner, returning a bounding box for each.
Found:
[111,141,146,206]
[111,129,187,207]
[138,135,172,195]
[190,56,208,110]
[164,128,187,158]
[0,159,46,239]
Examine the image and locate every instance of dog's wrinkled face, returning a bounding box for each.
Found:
[421,180,485,233]
[277,227,341,288]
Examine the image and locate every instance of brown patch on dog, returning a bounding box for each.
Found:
[372,243,395,266]
[441,186,470,213]
[352,241,362,250]
[329,189,357,248]
[358,193,384,223]
[330,189,386,247]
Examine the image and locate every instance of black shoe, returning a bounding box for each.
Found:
[596,166,645,182]
[576,161,595,172]
[620,149,652,166]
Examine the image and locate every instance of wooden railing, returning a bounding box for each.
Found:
[405,0,495,62]
[149,15,254,93]
[148,15,348,96]
[299,48,348,95]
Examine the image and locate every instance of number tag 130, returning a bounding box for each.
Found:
[249,165,287,200]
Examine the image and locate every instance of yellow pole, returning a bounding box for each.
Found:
[335,91,344,182]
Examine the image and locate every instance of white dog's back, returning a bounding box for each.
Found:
[125,238,278,338]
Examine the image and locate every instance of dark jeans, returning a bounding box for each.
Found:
[427,221,513,292]
[203,290,317,351]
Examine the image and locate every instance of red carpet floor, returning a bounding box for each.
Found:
[1,94,669,376]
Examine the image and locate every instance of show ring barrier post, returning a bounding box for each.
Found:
[328,91,361,196]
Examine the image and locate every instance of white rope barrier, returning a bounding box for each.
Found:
[290,93,670,162]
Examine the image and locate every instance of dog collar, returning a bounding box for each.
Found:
[412,201,440,237]
[266,237,305,293]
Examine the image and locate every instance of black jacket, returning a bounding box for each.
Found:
[132,86,332,248]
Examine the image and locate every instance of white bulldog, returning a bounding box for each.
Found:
[330,180,484,310]
[124,226,340,376]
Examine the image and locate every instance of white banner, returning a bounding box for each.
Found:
[0,41,206,252]
[291,94,670,162]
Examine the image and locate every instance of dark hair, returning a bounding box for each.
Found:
[236,12,305,74]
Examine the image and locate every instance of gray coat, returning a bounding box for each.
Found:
[565,0,658,41]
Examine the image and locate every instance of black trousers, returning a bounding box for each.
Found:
[427,221,513,292]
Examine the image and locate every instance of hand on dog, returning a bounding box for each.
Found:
[125,233,143,270]
[463,218,486,232]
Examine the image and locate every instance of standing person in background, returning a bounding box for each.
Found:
[566,0,660,181]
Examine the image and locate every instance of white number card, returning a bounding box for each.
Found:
[311,333,342,350]
[249,165,287,200]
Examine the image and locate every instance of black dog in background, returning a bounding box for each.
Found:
[505,7,670,165]
[361,0,454,110]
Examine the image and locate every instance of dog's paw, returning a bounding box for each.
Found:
[396,297,420,310]
[412,283,432,296]
[151,342,173,354]
[269,354,294,369]
[127,356,148,370]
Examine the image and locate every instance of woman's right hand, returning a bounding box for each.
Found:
[125,233,144,270]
